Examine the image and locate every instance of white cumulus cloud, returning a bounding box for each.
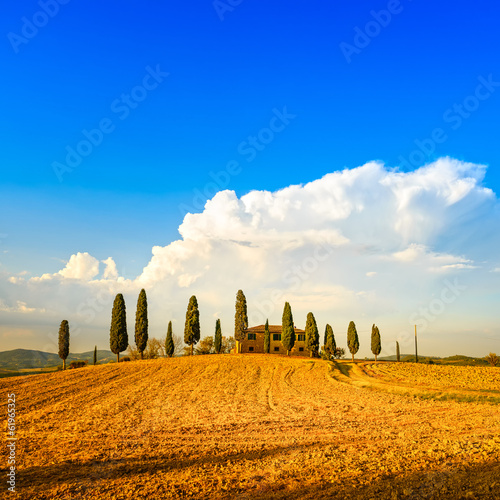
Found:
[102,257,119,280]
[58,252,100,280]
[2,157,499,357]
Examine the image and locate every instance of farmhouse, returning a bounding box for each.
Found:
[235,324,309,356]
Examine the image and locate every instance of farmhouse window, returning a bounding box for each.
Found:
[274,347,280,352]
[297,334,305,341]
[249,346,254,351]
[248,333,257,340]
[299,347,304,352]
[273,334,281,341]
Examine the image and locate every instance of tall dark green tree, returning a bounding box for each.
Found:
[281,302,295,355]
[264,319,270,354]
[134,289,148,359]
[305,312,319,357]
[93,345,97,366]
[58,320,70,370]
[110,293,128,363]
[214,319,222,354]
[165,321,174,358]
[184,295,200,355]
[324,324,336,355]
[371,324,382,362]
[234,290,248,353]
[396,341,400,362]
[347,321,359,362]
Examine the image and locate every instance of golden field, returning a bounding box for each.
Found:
[332,361,500,404]
[1,355,499,499]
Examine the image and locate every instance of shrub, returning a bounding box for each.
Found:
[320,347,345,361]
[334,347,346,359]
[120,356,131,362]
[195,336,214,355]
[69,360,87,369]
[127,338,165,360]
[485,353,499,367]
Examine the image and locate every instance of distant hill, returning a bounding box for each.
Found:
[378,354,488,366]
[378,354,415,361]
[0,348,116,370]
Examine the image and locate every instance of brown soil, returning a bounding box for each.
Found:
[1,355,499,499]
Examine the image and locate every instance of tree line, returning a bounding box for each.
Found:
[57,289,233,368]
[56,288,383,368]
[230,290,381,361]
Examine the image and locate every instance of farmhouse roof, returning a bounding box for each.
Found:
[245,324,305,334]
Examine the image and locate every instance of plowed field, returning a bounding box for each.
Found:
[1,355,499,499]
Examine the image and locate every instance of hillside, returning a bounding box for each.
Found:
[1,355,499,499]
[0,348,115,371]
[378,354,488,365]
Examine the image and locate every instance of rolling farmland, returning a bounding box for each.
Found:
[1,355,499,499]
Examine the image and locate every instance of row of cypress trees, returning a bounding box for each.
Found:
[109,292,218,360]
[58,288,383,368]
[108,291,220,361]
[343,321,382,361]
[110,289,383,361]
[346,322,382,361]
[279,302,320,357]
[56,292,146,366]
[109,290,177,362]
[249,298,382,361]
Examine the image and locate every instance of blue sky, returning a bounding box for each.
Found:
[1,0,499,356]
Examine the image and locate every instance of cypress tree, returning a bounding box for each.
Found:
[234,290,248,353]
[324,324,336,355]
[214,319,222,354]
[347,321,359,362]
[184,295,200,355]
[135,289,148,359]
[110,293,128,363]
[263,319,270,354]
[305,312,319,357]
[58,320,70,370]
[371,324,381,362]
[93,345,97,366]
[165,321,174,357]
[281,302,295,355]
[396,341,400,362]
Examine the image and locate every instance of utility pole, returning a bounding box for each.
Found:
[414,324,418,363]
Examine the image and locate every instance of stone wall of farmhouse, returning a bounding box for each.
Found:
[236,328,310,356]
